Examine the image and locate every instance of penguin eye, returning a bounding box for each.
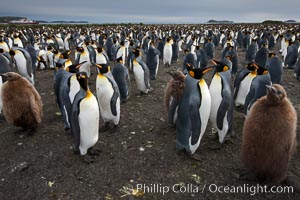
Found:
[277,90,282,95]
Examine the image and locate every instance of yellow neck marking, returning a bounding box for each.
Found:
[86,89,93,98]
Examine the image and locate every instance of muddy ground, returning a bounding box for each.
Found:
[0,41,299,200]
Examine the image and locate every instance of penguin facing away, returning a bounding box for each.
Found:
[176,64,213,155]
[267,52,283,84]
[112,56,131,103]
[146,41,160,80]
[71,72,100,162]
[209,60,234,147]
[241,84,297,184]
[95,63,120,130]
[1,72,43,134]
[164,71,186,127]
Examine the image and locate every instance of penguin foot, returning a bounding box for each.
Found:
[82,155,96,164]
[239,169,257,181]
[208,143,223,150]
[87,147,101,156]
[187,154,202,161]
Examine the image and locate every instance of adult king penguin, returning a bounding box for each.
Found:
[209,60,234,149]
[71,72,100,163]
[146,41,160,80]
[163,37,173,67]
[95,63,120,131]
[132,49,151,94]
[112,56,130,103]
[176,64,213,155]
[9,47,34,84]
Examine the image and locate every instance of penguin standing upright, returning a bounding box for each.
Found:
[241,84,297,184]
[209,60,234,148]
[146,41,160,80]
[96,47,109,66]
[267,52,283,84]
[9,47,34,84]
[132,49,151,94]
[164,71,185,127]
[163,37,173,67]
[176,64,212,155]
[54,62,85,131]
[75,47,91,77]
[95,63,120,130]
[204,38,215,59]
[1,72,43,134]
[112,57,130,103]
[234,63,257,107]
[244,64,271,115]
[71,72,100,162]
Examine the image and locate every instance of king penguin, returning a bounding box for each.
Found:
[112,56,130,103]
[9,47,34,84]
[132,49,151,94]
[243,63,271,115]
[146,41,160,80]
[75,46,91,77]
[176,64,213,155]
[71,72,100,163]
[209,60,234,149]
[234,63,258,107]
[54,62,86,131]
[95,63,120,131]
[163,37,173,67]
[267,52,283,84]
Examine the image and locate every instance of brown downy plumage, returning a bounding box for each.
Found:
[241,84,297,183]
[164,71,186,113]
[1,72,43,133]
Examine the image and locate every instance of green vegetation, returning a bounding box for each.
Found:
[262,20,284,24]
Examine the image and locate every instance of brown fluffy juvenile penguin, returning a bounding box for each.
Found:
[1,72,43,133]
[241,84,297,183]
[164,71,186,126]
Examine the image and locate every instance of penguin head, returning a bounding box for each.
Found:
[132,48,141,58]
[76,72,88,91]
[266,84,287,105]
[212,60,230,72]
[95,63,110,74]
[2,72,21,81]
[254,63,268,75]
[77,47,84,53]
[268,52,276,58]
[97,47,104,53]
[60,50,71,59]
[186,63,212,79]
[66,61,87,73]
[116,56,123,63]
[55,62,64,70]
[246,62,258,72]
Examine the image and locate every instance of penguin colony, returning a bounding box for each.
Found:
[0,24,298,184]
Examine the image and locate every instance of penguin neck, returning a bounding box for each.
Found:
[86,89,93,98]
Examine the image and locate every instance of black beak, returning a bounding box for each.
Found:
[266,85,275,94]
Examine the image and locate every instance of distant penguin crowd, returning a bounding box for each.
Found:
[0,23,298,183]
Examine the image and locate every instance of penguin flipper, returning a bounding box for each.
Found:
[243,85,255,114]
[217,81,231,130]
[140,61,150,89]
[71,89,86,150]
[190,104,202,145]
[107,76,120,116]
[234,69,250,99]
